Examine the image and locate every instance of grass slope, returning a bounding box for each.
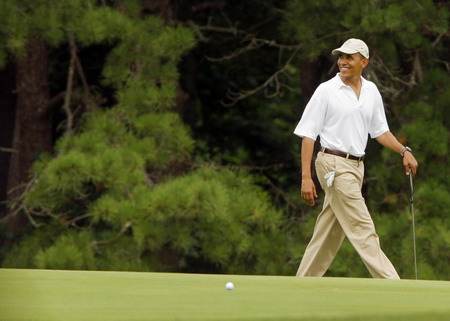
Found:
[1,269,449,321]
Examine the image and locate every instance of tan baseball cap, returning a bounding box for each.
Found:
[332,38,369,58]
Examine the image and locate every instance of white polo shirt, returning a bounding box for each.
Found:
[293,73,389,157]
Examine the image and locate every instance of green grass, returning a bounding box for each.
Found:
[1,269,449,321]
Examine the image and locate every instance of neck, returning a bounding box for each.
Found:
[339,73,363,99]
[339,74,362,88]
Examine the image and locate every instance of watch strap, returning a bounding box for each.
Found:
[400,146,412,157]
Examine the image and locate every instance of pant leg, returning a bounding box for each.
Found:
[296,154,346,277]
[296,199,346,276]
[329,155,400,279]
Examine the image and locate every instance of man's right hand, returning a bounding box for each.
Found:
[301,177,318,206]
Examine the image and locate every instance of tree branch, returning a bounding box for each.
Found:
[2,177,41,228]
[206,37,300,62]
[187,23,346,106]
[222,46,301,106]
[226,162,288,172]
[0,147,18,153]
[44,91,66,116]
[261,172,301,212]
[191,2,225,14]
[189,21,300,50]
[74,53,95,112]
[66,213,94,227]
[367,55,422,100]
[62,33,77,135]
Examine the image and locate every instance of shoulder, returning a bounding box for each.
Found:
[322,75,340,89]
[314,77,338,96]
[362,77,381,92]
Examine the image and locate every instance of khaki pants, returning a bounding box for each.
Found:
[296,152,400,279]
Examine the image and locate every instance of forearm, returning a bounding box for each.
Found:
[375,131,404,153]
[376,131,418,175]
[301,137,315,179]
[300,137,318,206]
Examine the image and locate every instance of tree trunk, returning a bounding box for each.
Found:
[297,57,328,183]
[5,36,52,228]
[298,59,325,109]
[0,63,17,217]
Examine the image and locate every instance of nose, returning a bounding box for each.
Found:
[338,57,348,65]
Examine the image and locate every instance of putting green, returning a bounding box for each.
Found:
[1,269,449,320]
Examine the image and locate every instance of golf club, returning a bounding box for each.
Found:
[408,172,418,280]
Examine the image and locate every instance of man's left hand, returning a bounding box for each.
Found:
[403,151,418,176]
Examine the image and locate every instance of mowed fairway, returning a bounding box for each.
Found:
[1,269,449,321]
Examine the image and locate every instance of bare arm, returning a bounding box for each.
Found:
[301,137,318,206]
[375,131,418,175]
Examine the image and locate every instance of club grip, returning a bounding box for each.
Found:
[408,173,414,203]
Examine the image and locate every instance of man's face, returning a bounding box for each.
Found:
[337,53,368,81]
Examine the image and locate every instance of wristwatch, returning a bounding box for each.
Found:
[400,146,412,157]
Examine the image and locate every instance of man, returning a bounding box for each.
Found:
[293,38,418,279]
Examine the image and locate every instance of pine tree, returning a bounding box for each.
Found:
[1,1,288,274]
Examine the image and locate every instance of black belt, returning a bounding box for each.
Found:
[322,148,364,161]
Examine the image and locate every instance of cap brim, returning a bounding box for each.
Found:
[332,47,359,55]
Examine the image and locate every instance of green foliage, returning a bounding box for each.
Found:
[35,230,97,270]
[281,0,448,60]
[1,0,288,275]
[5,167,287,274]
[73,7,132,45]
[416,182,450,218]
[402,119,447,159]
[1,225,61,268]
[1,0,448,279]
[131,167,287,274]
[368,62,449,281]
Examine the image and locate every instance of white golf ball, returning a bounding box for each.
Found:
[225,282,234,290]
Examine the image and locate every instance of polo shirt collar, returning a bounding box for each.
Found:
[334,73,368,89]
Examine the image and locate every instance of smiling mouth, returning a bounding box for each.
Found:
[340,67,350,71]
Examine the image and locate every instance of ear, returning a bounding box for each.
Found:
[361,58,369,68]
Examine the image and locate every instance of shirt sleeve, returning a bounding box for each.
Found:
[293,84,328,140]
[369,87,389,138]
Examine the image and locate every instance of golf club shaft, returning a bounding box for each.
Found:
[409,173,418,280]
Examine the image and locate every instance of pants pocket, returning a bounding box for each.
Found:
[315,153,336,190]
[333,172,364,200]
